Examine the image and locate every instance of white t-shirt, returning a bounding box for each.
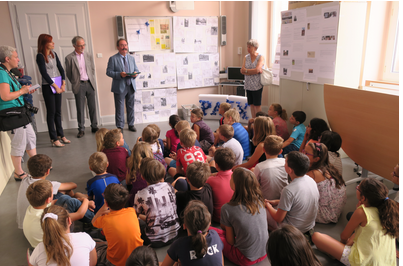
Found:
[254,158,289,200]
[23,204,50,248]
[221,138,244,166]
[30,232,95,266]
[278,175,319,233]
[16,177,61,229]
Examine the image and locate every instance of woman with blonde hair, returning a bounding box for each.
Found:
[233,116,276,170]
[29,205,97,266]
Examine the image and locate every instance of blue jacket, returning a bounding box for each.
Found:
[106,52,139,94]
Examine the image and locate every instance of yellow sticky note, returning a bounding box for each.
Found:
[161,44,166,49]
[150,27,155,34]
[156,38,160,45]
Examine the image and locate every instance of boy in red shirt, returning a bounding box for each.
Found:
[176,128,207,176]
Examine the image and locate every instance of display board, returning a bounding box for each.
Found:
[175,53,220,90]
[280,2,339,84]
[173,16,219,53]
[125,17,173,52]
[134,88,177,124]
[134,52,177,90]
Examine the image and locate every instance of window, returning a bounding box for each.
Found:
[382,2,399,82]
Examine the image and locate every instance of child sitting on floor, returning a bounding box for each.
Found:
[96,127,131,156]
[92,183,143,266]
[206,148,235,223]
[191,108,214,153]
[125,246,159,266]
[224,108,251,159]
[254,135,289,201]
[299,118,329,152]
[126,142,154,207]
[102,128,129,185]
[161,200,224,266]
[87,152,120,213]
[134,158,179,247]
[282,111,306,155]
[268,103,290,141]
[163,114,181,157]
[320,130,343,175]
[209,124,243,167]
[138,125,167,170]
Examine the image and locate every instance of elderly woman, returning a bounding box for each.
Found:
[0,46,36,180]
[241,39,265,118]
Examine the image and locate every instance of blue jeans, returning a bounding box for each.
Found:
[55,194,94,223]
[282,143,299,155]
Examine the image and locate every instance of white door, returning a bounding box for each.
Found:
[12,1,95,132]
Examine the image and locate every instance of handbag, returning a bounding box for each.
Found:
[260,68,273,86]
[0,65,32,131]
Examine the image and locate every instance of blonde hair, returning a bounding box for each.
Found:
[218,124,234,140]
[264,135,283,156]
[95,128,109,152]
[26,180,52,208]
[252,116,276,146]
[89,152,108,174]
[41,205,72,266]
[147,124,161,138]
[180,128,197,147]
[191,108,204,119]
[126,142,153,184]
[175,120,191,132]
[220,102,232,113]
[224,108,240,123]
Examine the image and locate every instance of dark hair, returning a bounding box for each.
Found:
[125,246,159,266]
[169,115,181,138]
[229,168,265,215]
[103,129,121,149]
[104,183,128,211]
[256,111,269,117]
[117,38,128,47]
[320,131,342,156]
[183,200,211,259]
[26,180,53,207]
[214,148,235,171]
[358,178,399,238]
[140,158,166,184]
[147,124,161,138]
[28,154,52,178]
[186,161,211,188]
[308,118,329,141]
[37,34,54,63]
[142,126,158,144]
[267,225,322,266]
[292,111,306,124]
[286,151,310,176]
[271,103,288,121]
[308,143,345,188]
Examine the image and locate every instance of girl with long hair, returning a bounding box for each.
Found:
[36,34,70,147]
[268,103,289,141]
[210,168,268,265]
[299,118,329,152]
[312,178,399,265]
[29,205,96,266]
[304,142,346,223]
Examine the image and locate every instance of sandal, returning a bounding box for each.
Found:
[58,136,71,144]
[51,139,65,147]
[14,172,28,181]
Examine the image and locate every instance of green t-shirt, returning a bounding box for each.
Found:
[0,68,24,111]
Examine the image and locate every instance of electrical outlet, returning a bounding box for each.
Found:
[97,53,102,58]
[238,47,242,55]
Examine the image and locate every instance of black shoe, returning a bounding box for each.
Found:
[91,127,99,133]
[77,131,85,138]
[128,125,137,132]
[117,127,123,133]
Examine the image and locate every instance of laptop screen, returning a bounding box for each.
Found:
[227,67,245,81]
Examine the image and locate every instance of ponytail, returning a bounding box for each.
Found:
[272,103,288,121]
[184,200,211,259]
[359,178,399,238]
[41,205,72,266]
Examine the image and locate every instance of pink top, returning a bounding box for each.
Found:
[206,170,234,223]
[75,51,89,81]
[166,129,180,152]
[273,116,290,141]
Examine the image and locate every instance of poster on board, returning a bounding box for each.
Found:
[134,88,177,124]
[134,52,177,90]
[125,17,172,52]
[176,53,220,90]
[280,3,339,84]
[174,16,218,53]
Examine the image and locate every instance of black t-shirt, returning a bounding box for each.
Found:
[176,184,214,220]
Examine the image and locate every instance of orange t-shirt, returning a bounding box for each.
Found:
[93,208,143,266]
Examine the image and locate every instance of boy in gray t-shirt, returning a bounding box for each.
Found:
[265,151,319,233]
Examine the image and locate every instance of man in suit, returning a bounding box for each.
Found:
[106,38,139,132]
[65,36,99,138]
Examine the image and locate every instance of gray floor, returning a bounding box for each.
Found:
[0,120,398,266]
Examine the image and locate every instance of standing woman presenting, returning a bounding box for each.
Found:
[36,34,70,147]
[241,39,265,118]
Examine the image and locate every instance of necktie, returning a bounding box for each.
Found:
[123,57,130,85]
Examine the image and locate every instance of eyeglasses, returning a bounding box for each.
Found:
[75,44,86,48]
[302,149,314,157]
